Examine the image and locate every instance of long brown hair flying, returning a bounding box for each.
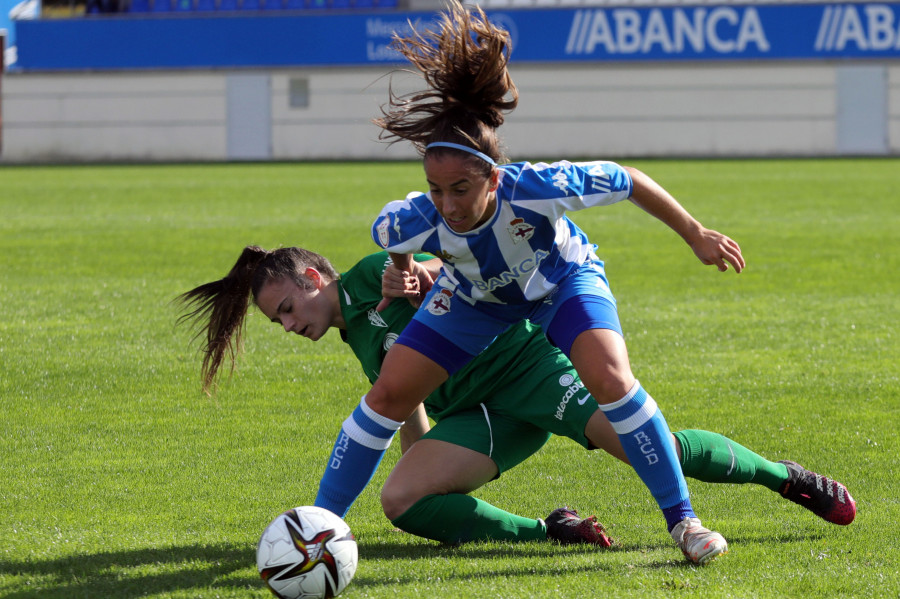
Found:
[374,0,519,167]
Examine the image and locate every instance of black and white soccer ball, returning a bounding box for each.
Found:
[257,506,358,599]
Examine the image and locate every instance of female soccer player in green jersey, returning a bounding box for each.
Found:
[177,246,856,548]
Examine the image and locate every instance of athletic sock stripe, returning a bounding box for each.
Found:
[350,408,396,441]
[607,396,658,435]
[342,415,394,450]
[599,380,642,412]
[599,381,659,435]
[360,395,405,432]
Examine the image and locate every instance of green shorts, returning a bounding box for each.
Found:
[421,350,599,475]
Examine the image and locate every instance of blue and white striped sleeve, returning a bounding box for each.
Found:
[512,160,633,214]
[574,161,633,208]
[372,192,439,254]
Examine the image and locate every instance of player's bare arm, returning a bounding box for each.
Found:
[624,166,745,273]
[376,252,418,311]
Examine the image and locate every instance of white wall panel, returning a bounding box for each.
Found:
[1,62,896,162]
[226,73,272,160]
[836,65,888,154]
[888,65,900,154]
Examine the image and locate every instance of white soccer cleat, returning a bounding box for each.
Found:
[670,517,728,565]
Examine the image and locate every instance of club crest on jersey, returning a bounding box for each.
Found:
[376,217,390,248]
[435,249,455,262]
[507,218,535,244]
[367,308,388,328]
[383,332,399,351]
[426,289,453,316]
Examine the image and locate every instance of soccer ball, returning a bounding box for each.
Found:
[257,506,358,599]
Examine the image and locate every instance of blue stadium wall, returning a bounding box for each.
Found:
[4,3,900,161]
[13,3,900,70]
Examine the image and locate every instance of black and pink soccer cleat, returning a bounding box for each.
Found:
[778,460,857,525]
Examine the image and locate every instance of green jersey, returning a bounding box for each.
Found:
[337,252,563,421]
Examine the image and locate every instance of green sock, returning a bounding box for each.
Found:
[391,493,547,545]
[674,429,789,492]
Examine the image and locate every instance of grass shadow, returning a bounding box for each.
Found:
[0,543,260,599]
[0,538,654,597]
[0,530,830,596]
[352,540,633,590]
[357,537,640,561]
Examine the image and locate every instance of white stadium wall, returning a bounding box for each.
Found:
[505,62,897,158]
[2,72,231,163]
[2,61,898,162]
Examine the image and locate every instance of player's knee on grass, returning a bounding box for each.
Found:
[380,479,423,521]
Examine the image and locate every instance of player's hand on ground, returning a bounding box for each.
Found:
[689,227,745,273]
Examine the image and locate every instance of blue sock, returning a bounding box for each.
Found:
[314,396,403,518]
[599,381,694,531]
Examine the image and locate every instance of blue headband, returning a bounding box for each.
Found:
[425,142,496,166]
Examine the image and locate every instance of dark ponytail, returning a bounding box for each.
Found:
[176,246,270,393]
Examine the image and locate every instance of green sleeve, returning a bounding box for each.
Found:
[338,252,433,385]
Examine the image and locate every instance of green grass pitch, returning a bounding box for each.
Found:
[1,159,898,598]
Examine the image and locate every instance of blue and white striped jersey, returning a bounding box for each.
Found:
[372,160,633,305]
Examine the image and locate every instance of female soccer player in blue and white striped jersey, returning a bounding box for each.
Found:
[317,1,744,564]
[177,247,855,552]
